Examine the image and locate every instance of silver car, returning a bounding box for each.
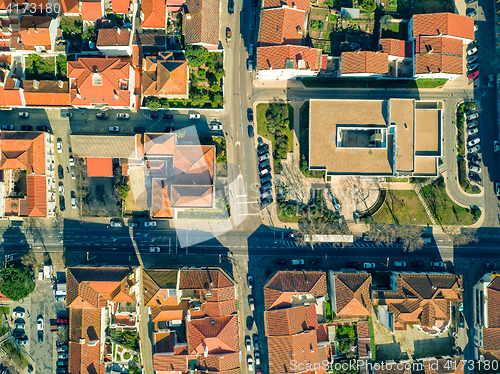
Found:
[468,137,480,147]
[469,164,481,173]
[469,144,481,153]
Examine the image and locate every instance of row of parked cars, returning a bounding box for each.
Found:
[257,142,273,208]
[245,275,261,373]
[467,43,479,80]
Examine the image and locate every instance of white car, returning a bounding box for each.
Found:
[71,167,76,180]
[470,164,481,173]
[363,263,376,269]
[37,316,43,331]
[430,260,445,268]
[467,47,478,55]
[245,336,251,352]
[149,246,160,252]
[69,156,74,166]
[57,138,63,153]
[467,128,478,136]
[189,113,201,120]
[14,322,24,329]
[144,221,156,227]
[247,275,253,289]
[116,113,130,119]
[13,311,25,318]
[466,112,479,121]
[494,140,500,153]
[247,356,254,371]
[209,123,222,130]
[469,144,481,153]
[468,138,480,147]
[258,153,270,162]
[108,126,120,132]
[254,351,260,365]
[58,182,64,196]
[18,112,29,118]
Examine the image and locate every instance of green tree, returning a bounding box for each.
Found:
[146,98,161,111]
[184,45,208,67]
[380,14,393,29]
[342,12,352,21]
[0,262,36,301]
[60,15,83,34]
[361,0,376,12]
[128,367,141,374]
[115,183,130,200]
[56,55,67,78]
[116,331,140,351]
[82,27,98,42]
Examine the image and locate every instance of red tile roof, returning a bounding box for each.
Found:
[488,277,500,328]
[183,0,220,46]
[145,133,176,155]
[263,271,327,310]
[153,354,188,372]
[196,352,240,372]
[416,36,463,55]
[341,51,389,75]
[173,145,214,185]
[379,38,412,58]
[0,131,45,174]
[0,79,23,107]
[187,315,239,354]
[259,8,306,47]
[170,185,213,208]
[412,12,474,40]
[27,175,46,217]
[68,308,102,374]
[179,269,234,290]
[60,0,79,13]
[141,0,166,28]
[423,357,464,374]
[142,269,179,306]
[97,28,130,46]
[265,306,308,336]
[112,0,132,13]
[23,80,70,106]
[68,57,131,107]
[334,273,372,317]
[86,157,113,177]
[151,178,173,218]
[20,16,52,49]
[142,52,188,97]
[81,0,103,22]
[484,328,500,350]
[166,0,185,13]
[262,0,309,10]
[415,53,462,75]
[257,45,322,71]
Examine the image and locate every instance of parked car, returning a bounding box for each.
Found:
[56,360,68,367]
[467,120,478,129]
[245,336,251,351]
[468,62,479,71]
[467,8,477,17]
[110,221,123,227]
[468,137,480,147]
[363,263,375,269]
[430,259,445,268]
[467,127,478,136]
[59,195,65,211]
[259,166,270,176]
[292,259,305,265]
[467,54,479,63]
[247,59,253,72]
[69,155,74,166]
[57,138,63,153]
[18,112,29,118]
[149,246,160,253]
[58,165,64,179]
[128,221,138,227]
[20,125,33,131]
[469,164,481,173]
[13,310,25,317]
[189,113,201,120]
[259,159,270,169]
[14,322,25,329]
[249,44,254,55]
[469,144,481,153]
[484,262,498,269]
[255,351,260,365]
[150,113,158,119]
[116,113,130,119]
[16,338,28,345]
[60,112,73,118]
[162,113,174,120]
[489,75,495,88]
[248,356,254,371]
[134,127,146,132]
[37,316,43,331]
[258,153,270,162]
[38,330,43,343]
[468,70,480,80]
[228,0,234,14]
[253,334,259,350]
[247,108,253,122]
[246,316,254,330]
[57,345,68,352]
[393,261,406,267]
[36,125,49,131]
[96,112,108,119]
[496,182,500,197]
[261,189,272,199]
[108,126,120,132]
[57,353,69,359]
[261,180,272,190]
[459,314,465,328]
[494,140,500,153]
[347,262,361,269]
[226,27,231,41]
[248,296,255,310]
[458,302,464,312]
[1,124,13,130]
[468,152,481,163]
[331,194,341,210]
[467,47,478,56]
[411,261,425,268]
[70,167,75,180]
[261,196,273,207]
[247,275,253,289]
[260,173,272,184]
[257,143,269,155]
[209,122,223,131]
[248,125,254,138]
[144,221,157,227]
[58,182,64,196]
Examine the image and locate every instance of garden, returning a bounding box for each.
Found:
[380,15,407,40]
[366,190,431,225]
[145,45,225,109]
[456,101,481,194]
[336,324,357,355]
[380,0,453,14]
[25,54,67,80]
[256,103,293,173]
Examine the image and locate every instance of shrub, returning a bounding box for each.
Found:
[197,69,206,78]
[124,352,131,360]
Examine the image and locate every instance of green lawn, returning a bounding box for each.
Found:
[298,102,325,179]
[381,22,407,40]
[25,56,56,80]
[420,178,481,225]
[301,77,447,89]
[369,190,431,225]
[386,177,408,182]
[0,306,10,315]
[1,341,28,369]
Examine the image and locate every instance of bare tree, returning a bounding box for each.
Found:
[21,250,40,271]
[396,225,425,252]
[295,215,352,249]
[442,226,478,246]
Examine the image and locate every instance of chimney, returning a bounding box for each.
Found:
[57,80,63,88]
[33,22,37,33]
[210,318,215,324]
[204,345,208,357]
[186,12,191,19]
[117,28,121,34]
[33,80,39,89]
[79,338,86,345]
[432,286,437,290]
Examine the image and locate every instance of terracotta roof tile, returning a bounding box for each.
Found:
[20,16,52,49]
[145,133,176,155]
[86,157,113,177]
[154,331,175,352]
[423,357,464,374]
[142,52,188,97]
[179,269,234,290]
[305,304,318,329]
[488,277,500,328]
[183,0,219,46]
[68,57,131,107]
[484,328,500,350]
[27,175,46,217]
[61,0,79,13]
[153,354,188,371]
[170,185,213,208]
[81,1,103,22]
[187,315,239,354]
[341,51,389,75]
[412,12,474,40]
[265,306,308,336]
[0,131,45,175]
[259,8,306,47]
[111,0,132,13]
[264,271,327,310]
[196,352,240,372]
[256,45,322,71]
[68,308,102,374]
[262,0,309,10]
[133,30,167,46]
[173,145,214,185]
[23,80,70,106]
[151,178,173,218]
[334,273,372,317]
[417,36,463,55]
[379,38,412,58]
[141,0,166,28]
[97,28,130,46]
[143,269,178,305]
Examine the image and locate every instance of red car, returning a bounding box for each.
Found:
[468,70,479,80]
[150,113,159,118]
[57,317,68,325]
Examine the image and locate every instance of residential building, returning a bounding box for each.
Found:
[68,57,135,108]
[0,131,56,217]
[409,12,474,79]
[258,7,306,47]
[66,267,139,374]
[81,0,104,23]
[373,273,462,335]
[96,28,132,56]
[340,51,389,76]
[182,0,220,50]
[148,268,241,373]
[473,273,500,361]
[140,0,166,29]
[308,99,443,179]
[331,272,372,318]
[142,51,188,99]
[20,15,58,52]
[23,80,70,106]
[263,271,332,374]
[111,0,133,14]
